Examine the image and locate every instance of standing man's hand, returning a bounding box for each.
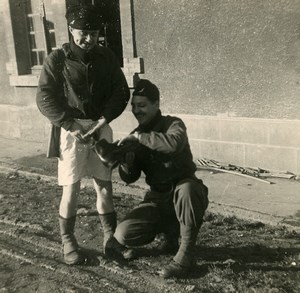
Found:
[82,117,107,140]
[69,121,88,143]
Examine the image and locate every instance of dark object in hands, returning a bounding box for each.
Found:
[94,139,138,169]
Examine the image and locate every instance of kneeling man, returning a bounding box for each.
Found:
[108,79,209,278]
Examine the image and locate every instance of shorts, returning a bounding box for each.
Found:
[58,119,113,186]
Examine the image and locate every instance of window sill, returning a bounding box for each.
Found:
[9,74,39,87]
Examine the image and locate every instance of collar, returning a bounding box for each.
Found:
[62,41,105,62]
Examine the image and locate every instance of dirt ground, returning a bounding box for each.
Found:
[0,170,299,293]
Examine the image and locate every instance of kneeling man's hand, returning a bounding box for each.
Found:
[118,132,139,146]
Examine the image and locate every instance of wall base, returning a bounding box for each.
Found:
[1,104,299,174]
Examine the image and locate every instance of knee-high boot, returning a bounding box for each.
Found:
[99,211,135,260]
[59,215,82,265]
[174,224,199,266]
[157,216,180,254]
[160,223,200,278]
[98,211,117,254]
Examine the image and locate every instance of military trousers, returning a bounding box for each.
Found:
[114,177,209,247]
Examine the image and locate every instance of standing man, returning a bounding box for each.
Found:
[106,79,209,278]
[36,5,130,265]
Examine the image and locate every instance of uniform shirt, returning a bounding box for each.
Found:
[119,110,197,191]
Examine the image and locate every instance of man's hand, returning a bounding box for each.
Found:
[82,117,107,140]
[117,132,139,146]
[69,121,88,143]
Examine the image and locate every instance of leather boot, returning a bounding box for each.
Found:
[59,215,82,265]
[98,211,117,254]
[157,204,180,254]
[156,220,179,254]
[159,224,200,278]
[105,236,136,260]
[99,212,135,260]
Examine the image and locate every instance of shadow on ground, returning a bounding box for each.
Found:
[14,154,57,176]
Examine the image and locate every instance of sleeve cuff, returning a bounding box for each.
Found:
[61,120,74,131]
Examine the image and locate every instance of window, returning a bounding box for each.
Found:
[5,0,67,86]
[25,0,57,71]
[5,0,126,87]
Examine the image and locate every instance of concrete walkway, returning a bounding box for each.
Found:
[0,135,299,231]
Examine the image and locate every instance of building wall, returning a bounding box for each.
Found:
[0,0,299,174]
[132,0,300,119]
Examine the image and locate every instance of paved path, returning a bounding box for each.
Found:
[0,135,299,231]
